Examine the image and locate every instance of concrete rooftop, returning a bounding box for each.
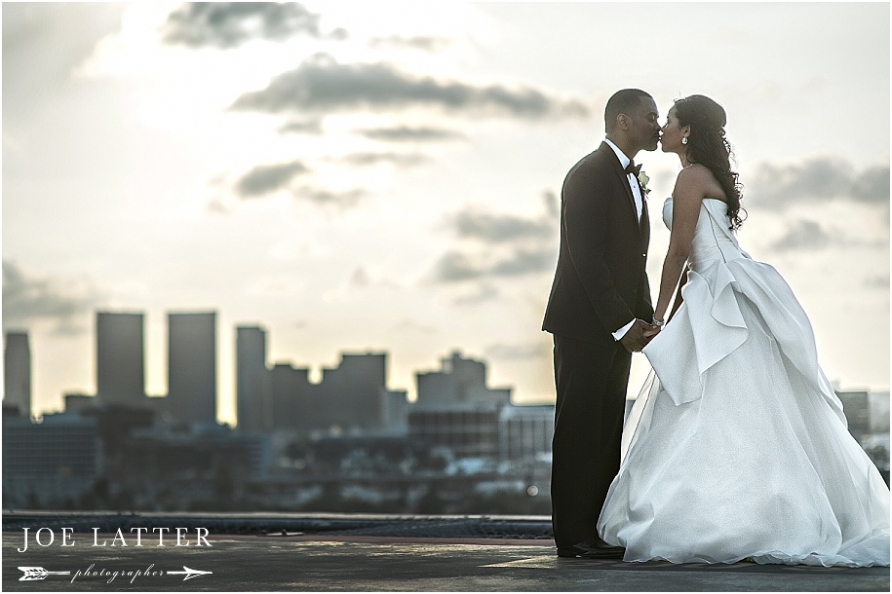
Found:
[3,512,889,591]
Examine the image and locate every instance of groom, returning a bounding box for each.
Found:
[542,89,661,558]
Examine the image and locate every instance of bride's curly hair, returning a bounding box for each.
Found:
[673,95,746,230]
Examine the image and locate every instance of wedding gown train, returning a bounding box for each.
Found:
[597,197,890,567]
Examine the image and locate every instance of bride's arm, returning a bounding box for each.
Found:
[667,265,688,321]
[653,170,705,323]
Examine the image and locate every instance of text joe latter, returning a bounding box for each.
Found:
[17,527,212,553]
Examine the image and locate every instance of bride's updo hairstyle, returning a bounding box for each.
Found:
[673,95,746,230]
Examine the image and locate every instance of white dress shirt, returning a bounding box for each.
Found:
[602,138,645,341]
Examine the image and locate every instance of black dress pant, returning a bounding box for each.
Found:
[551,333,631,548]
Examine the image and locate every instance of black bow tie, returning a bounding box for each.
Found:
[625,161,641,177]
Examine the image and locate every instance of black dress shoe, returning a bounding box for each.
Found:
[557,538,625,559]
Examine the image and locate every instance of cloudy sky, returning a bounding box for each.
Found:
[3,1,889,423]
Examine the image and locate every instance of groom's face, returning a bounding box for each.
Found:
[627,97,661,153]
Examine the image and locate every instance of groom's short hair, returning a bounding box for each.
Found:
[605,89,652,133]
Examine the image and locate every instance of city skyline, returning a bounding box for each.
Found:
[3,311,525,424]
[3,2,889,424]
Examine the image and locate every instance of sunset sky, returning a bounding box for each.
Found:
[3,1,889,424]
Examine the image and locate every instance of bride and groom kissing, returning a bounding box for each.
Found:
[542,89,890,567]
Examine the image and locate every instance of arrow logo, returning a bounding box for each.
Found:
[166,566,213,581]
[18,566,71,581]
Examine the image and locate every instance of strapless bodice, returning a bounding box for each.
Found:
[662,197,750,271]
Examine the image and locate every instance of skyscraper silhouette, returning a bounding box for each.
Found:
[3,332,31,417]
[167,312,217,425]
[236,325,269,432]
[96,312,145,406]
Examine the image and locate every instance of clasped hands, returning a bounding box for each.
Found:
[619,318,662,352]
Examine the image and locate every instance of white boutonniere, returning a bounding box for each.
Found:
[637,170,651,196]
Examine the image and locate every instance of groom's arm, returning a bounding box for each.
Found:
[562,161,636,336]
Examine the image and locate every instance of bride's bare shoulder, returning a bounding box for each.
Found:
[672,164,725,202]
[675,164,713,184]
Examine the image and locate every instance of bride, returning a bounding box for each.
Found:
[597,94,890,567]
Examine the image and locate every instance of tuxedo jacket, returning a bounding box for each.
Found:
[542,141,654,345]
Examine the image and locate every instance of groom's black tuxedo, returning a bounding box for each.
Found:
[542,141,653,549]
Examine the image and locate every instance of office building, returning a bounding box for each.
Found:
[381,389,410,432]
[167,312,217,425]
[837,390,871,442]
[409,402,501,458]
[2,413,100,506]
[416,350,511,406]
[320,352,388,428]
[3,331,31,417]
[269,362,313,430]
[236,326,269,432]
[96,312,145,406]
[498,404,554,461]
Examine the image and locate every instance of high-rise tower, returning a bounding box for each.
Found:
[3,332,31,417]
[167,312,217,425]
[236,325,268,432]
[96,312,145,406]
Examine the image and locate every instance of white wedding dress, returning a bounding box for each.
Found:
[597,197,890,567]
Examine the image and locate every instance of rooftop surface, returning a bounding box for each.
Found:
[3,512,889,591]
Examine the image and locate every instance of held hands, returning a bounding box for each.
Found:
[619,318,661,352]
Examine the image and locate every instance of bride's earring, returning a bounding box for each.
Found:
[681,137,688,145]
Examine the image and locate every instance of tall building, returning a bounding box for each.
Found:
[96,312,145,406]
[3,332,31,417]
[259,351,394,432]
[381,389,410,432]
[320,352,387,428]
[236,326,269,432]
[167,312,217,425]
[837,390,871,442]
[269,362,312,430]
[416,350,511,406]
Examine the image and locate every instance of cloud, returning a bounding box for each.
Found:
[769,220,834,252]
[746,157,890,210]
[432,247,555,283]
[2,260,103,335]
[544,191,558,218]
[485,342,550,360]
[434,251,483,283]
[357,126,465,142]
[235,160,310,198]
[453,282,500,306]
[392,319,438,334]
[864,274,890,289]
[278,119,323,135]
[852,165,891,204]
[2,3,124,117]
[294,187,365,208]
[432,192,559,285]
[451,209,555,243]
[340,152,430,167]
[230,53,590,119]
[769,218,886,253]
[160,2,338,49]
[206,198,231,215]
[490,248,555,276]
[369,36,452,52]
[349,267,370,290]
